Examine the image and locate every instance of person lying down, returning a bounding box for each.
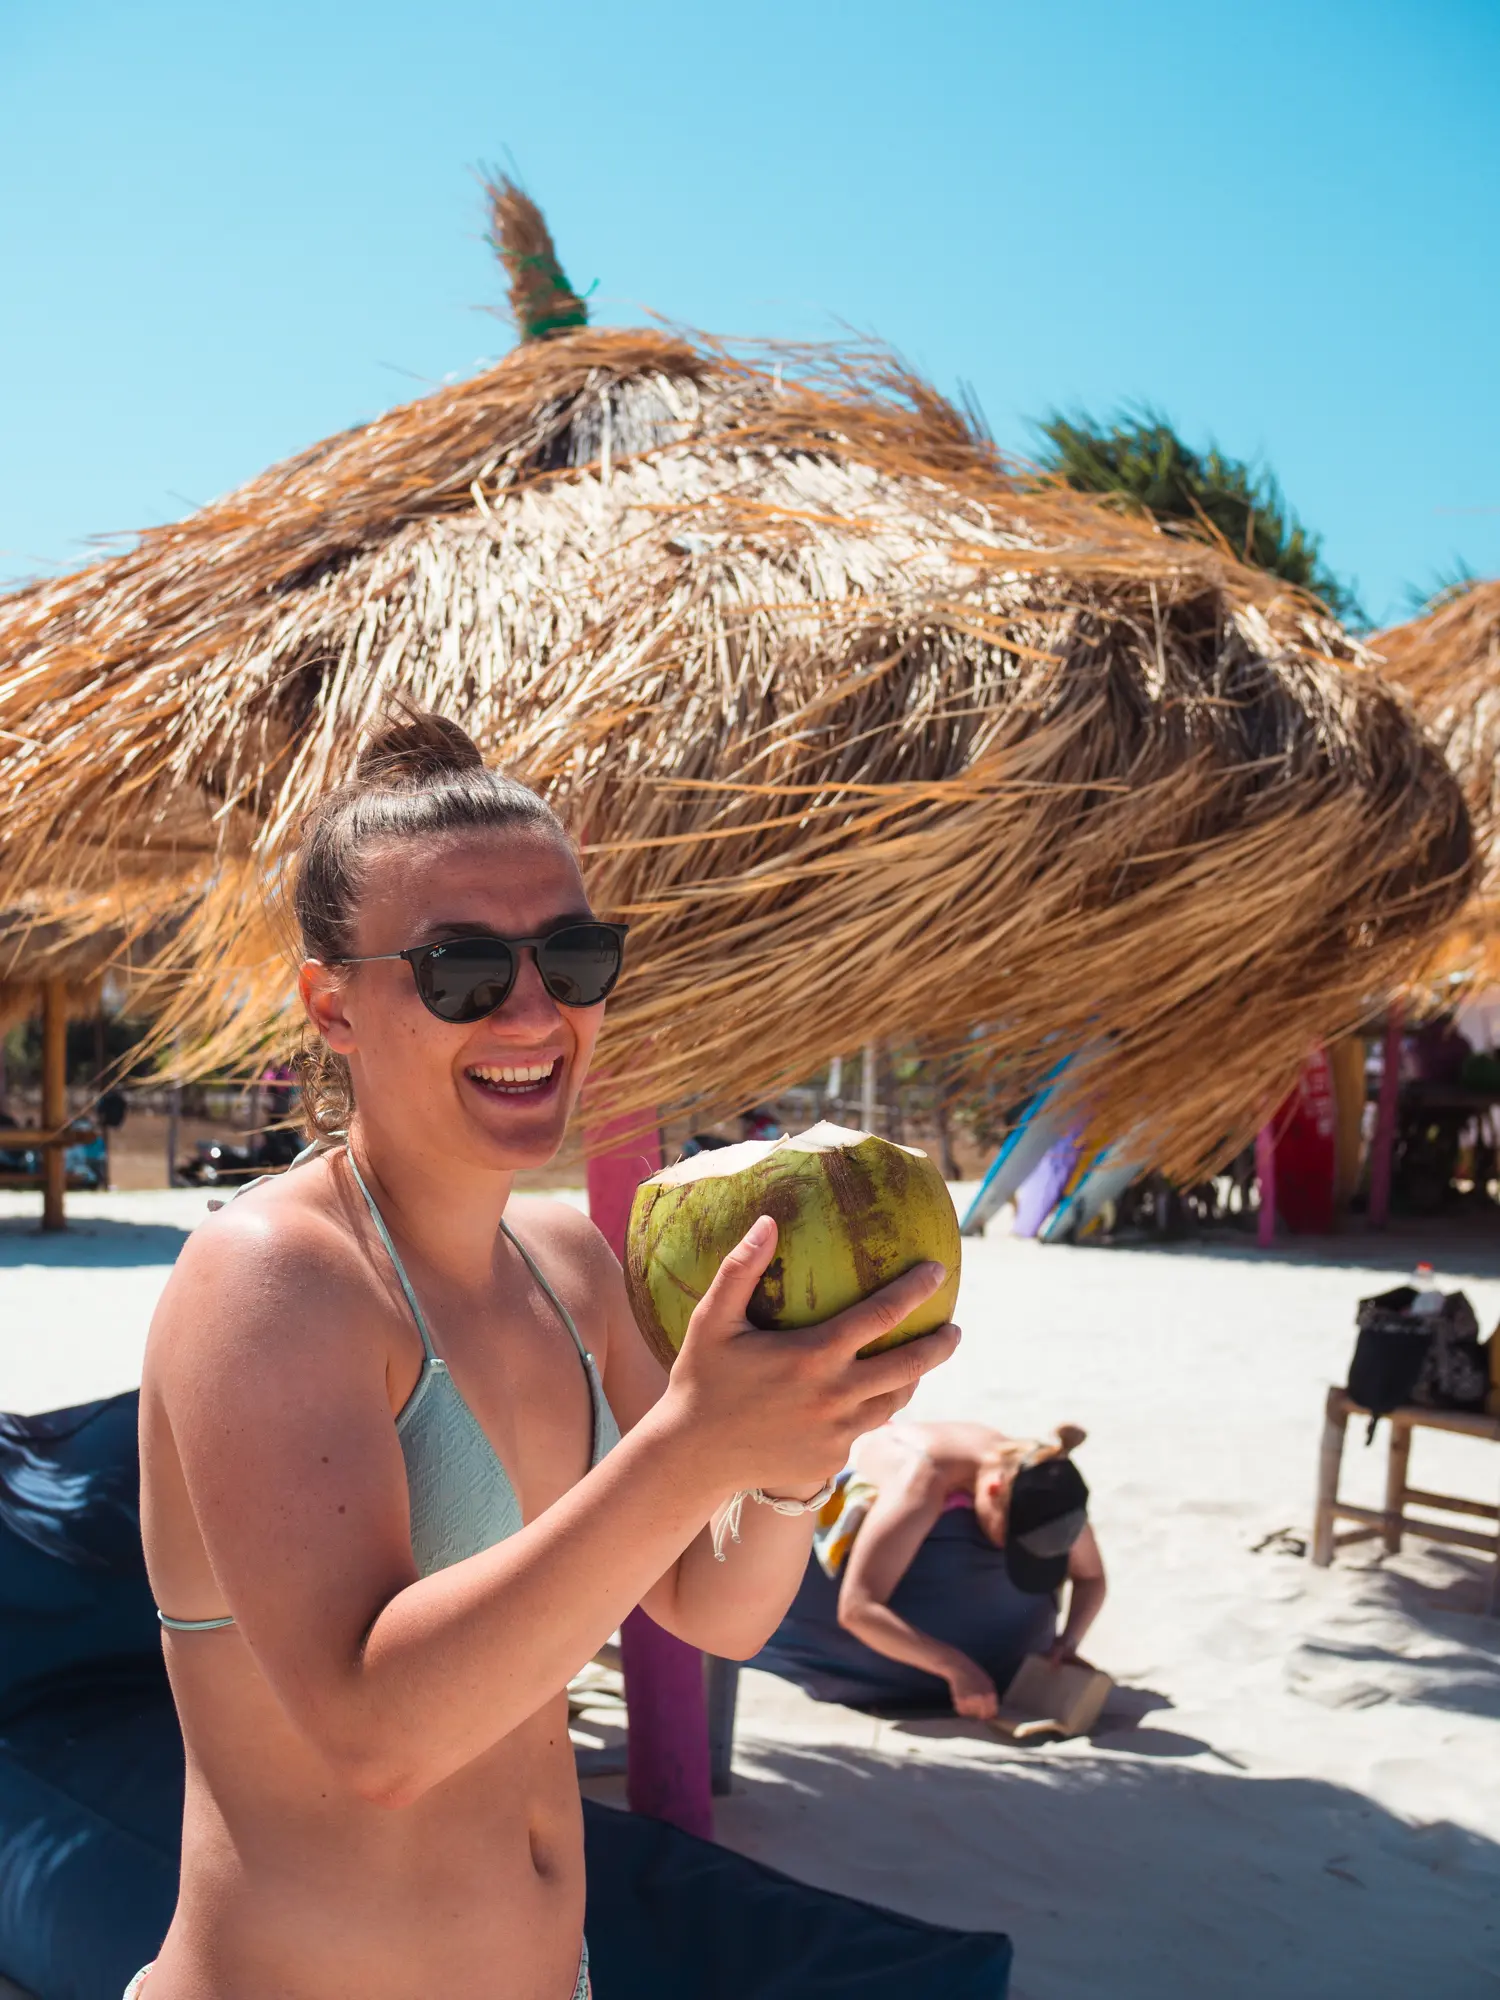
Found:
[753,1421,1106,1718]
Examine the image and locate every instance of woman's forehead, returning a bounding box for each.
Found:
[354,827,585,935]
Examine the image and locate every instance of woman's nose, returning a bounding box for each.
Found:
[494,947,563,1031]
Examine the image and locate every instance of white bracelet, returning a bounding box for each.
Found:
[712,1480,839,1562]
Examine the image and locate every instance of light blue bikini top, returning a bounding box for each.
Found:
[158,1147,620,1633]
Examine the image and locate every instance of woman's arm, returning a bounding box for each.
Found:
[1048,1524,1106,1665]
[152,1204,956,1809]
[834,1463,1000,1717]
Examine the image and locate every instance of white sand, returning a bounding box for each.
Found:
[4,1189,1499,1997]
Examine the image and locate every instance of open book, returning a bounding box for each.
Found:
[992,1655,1113,1742]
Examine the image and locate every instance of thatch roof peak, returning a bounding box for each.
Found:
[0,319,1475,1173]
[485,175,590,342]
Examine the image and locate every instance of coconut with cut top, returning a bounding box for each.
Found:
[624,1121,961,1368]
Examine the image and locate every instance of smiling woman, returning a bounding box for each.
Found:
[132,707,961,2000]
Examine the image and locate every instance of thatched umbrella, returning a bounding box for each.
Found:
[1378,580,1500,986]
[0,186,1474,1180]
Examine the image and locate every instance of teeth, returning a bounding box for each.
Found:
[468,1061,556,1086]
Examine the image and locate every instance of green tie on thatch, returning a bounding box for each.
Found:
[487,177,589,341]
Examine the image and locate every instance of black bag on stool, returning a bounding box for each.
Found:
[1349,1288,1430,1439]
[1349,1286,1489,1441]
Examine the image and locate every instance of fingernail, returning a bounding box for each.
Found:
[924,1261,945,1281]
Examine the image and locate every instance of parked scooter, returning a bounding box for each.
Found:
[177,1127,303,1187]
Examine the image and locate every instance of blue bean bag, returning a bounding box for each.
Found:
[0,1395,1012,2000]
[752,1509,1056,1710]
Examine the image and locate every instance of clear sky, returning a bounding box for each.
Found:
[3,0,1496,628]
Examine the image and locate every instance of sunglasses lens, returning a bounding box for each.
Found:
[418,939,517,1022]
[537,925,624,1007]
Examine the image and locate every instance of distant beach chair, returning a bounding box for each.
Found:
[1311,1385,1500,1614]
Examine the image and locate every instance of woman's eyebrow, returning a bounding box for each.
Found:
[413,913,595,944]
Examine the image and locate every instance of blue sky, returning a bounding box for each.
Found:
[3,0,1496,627]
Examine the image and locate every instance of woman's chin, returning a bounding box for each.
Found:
[456,1067,574,1168]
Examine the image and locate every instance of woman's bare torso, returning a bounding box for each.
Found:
[139,1165,605,2000]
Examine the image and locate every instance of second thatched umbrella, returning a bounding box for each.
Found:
[1378,580,1500,988]
[0,190,1473,1177]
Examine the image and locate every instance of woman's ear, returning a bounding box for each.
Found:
[299,960,357,1056]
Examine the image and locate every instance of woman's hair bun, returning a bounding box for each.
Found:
[354,707,486,787]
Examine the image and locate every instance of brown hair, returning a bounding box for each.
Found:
[293,708,566,1136]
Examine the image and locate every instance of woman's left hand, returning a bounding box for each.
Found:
[1046,1639,1092,1669]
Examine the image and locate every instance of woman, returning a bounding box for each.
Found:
[756,1420,1104,1718]
[136,713,958,2000]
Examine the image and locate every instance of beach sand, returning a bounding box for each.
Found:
[3,1189,1498,1997]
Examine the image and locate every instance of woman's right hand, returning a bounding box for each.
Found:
[659,1214,960,1500]
[944,1655,999,1721]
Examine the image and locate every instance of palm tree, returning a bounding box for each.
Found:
[1034,406,1362,625]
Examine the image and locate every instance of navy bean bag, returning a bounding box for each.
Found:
[0,1393,1011,2000]
[752,1509,1056,1710]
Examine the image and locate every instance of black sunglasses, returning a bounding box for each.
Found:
[341,922,628,1024]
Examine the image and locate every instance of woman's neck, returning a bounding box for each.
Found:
[345,1115,518,1291]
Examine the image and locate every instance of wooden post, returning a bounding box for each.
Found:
[1255,1121,1276,1249]
[705,1654,741,1797]
[586,1114,714,1839]
[861,1042,877,1135]
[1383,1418,1412,1554]
[165,1082,181,1188]
[1311,1387,1347,1566]
[1369,1002,1404,1229]
[41,978,67,1232]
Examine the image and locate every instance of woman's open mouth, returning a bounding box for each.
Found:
[465,1057,563,1100]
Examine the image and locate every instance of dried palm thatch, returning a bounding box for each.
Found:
[0,888,190,1033]
[486,178,590,342]
[0,204,1474,1175]
[1378,579,1500,987]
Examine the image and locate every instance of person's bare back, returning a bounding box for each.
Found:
[837,1419,1104,1718]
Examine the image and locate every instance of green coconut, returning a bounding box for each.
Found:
[624,1121,961,1369]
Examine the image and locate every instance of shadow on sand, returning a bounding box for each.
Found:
[1285,1548,1500,1723]
[716,1732,1500,2000]
[0,1217,194,1269]
[1101,1212,1500,1281]
[884,1685,1232,1763]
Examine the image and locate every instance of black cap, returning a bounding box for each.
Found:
[1004,1455,1089,1595]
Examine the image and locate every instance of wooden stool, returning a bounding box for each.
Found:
[1312,1386,1500,1614]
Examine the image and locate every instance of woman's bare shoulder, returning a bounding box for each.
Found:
[147,1162,379,1379]
[504,1193,616,1276]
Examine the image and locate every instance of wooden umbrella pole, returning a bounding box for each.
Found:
[584,1111,714,1840]
[41,978,67,1231]
[1368,1002,1405,1229]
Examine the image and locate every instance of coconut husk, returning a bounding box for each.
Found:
[0,311,1474,1177]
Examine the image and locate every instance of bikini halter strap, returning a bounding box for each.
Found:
[341,1148,592,1376]
[344,1149,440,1363]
